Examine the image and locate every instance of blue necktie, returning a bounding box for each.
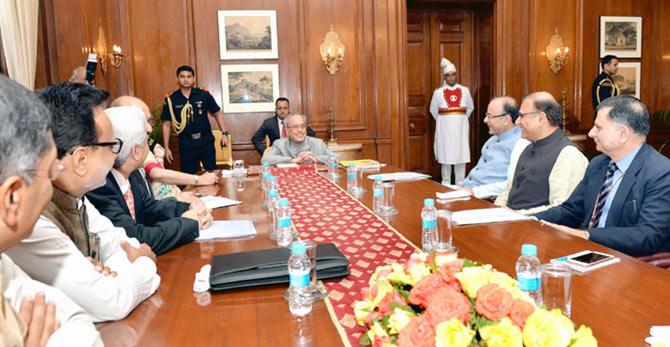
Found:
[589,162,618,227]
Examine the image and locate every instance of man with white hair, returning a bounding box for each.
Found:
[261,113,329,166]
[429,58,474,185]
[8,82,160,323]
[87,106,212,255]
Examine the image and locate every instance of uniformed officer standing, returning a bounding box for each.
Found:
[161,65,229,174]
[591,55,620,110]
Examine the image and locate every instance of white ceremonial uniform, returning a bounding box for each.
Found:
[429,83,474,164]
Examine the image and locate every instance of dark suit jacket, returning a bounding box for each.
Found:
[86,171,199,255]
[535,144,670,256]
[251,115,316,154]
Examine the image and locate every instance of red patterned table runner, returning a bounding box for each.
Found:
[273,167,418,346]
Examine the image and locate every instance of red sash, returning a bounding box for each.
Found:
[443,87,463,107]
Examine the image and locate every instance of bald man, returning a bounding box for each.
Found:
[495,92,588,215]
[69,66,87,84]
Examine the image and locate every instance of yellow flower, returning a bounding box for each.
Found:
[480,317,523,347]
[435,318,475,347]
[372,282,395,307]
[353,299,375,326]
[388,307,416,334]
[406,262,431,286]
[367,321,389,343]
[434,252,458,267]
[456,265,520,300]
[369,265,393,287]
[387,263,413,285]
[522,309,575,347]
[569,325,597,347]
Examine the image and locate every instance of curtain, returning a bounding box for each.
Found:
[0,0,39,90]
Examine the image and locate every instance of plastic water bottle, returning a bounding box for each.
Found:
[516,244,543,305]
[288,241,313,316]
[267,189,279,240]
[421,198,437,252]
[260,162,271,188]
[372,176,384,215]
[265,175,278,209]
[347,163,359,195]
[276,198,293,248]
[327,151,340,181]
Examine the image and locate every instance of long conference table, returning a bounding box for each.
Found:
[97,166,670,346]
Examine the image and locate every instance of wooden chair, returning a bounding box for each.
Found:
[212,130,233,167]
[263,135,272,156]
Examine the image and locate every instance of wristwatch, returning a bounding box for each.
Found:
[193,175,199,185]
[221,131,230,136]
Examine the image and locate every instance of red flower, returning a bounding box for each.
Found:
[425,287,472,325]
[475,284,514,321]
[365,310,381,326]
[509,299,535,328]
[437,259,465,282]
[408,273,448,307]
[372,335,391,347]
[397,316,435,347]
[378,290,406,317]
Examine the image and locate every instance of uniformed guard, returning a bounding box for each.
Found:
[591,55,620,110]
[161,65,229,174]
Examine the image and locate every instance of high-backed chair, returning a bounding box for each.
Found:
[212,130,233,167]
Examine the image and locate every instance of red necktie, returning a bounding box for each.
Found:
[281,126,287,139]
[123,189,136,220]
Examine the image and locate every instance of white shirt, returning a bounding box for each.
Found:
[1,253,102,346]
[6,198,161,322]
[277,117,286,139]
[111,168,131,195]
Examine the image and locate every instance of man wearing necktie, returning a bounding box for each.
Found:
[251,97,316,154]
[536,95,670,256]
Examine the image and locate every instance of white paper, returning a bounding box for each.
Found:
[367,172,430,181]
[451,207,532,226]
[276,163,299,168]
[199,196,241,209]
[196,220,257,241]
[436,190,471,200]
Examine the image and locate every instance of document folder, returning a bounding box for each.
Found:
[209,243,350,291]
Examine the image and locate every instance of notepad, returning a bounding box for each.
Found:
[367,172,430,182]
[276,163,300,168]
[451,207,532,225]
[436,190,471,200]
[199,196,241,209]
[196,220,257,241]
[340,159,382,168]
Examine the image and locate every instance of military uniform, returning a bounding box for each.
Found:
[161,87,221,174]
[591,71,620,109]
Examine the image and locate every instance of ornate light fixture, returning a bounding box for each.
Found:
[319,26,345,75]
[94,22,124,72]
[545,29,569,74]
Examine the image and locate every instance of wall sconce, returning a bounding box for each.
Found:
[98,45,124,72]
[319,26,345,75]
[545,29,569,74]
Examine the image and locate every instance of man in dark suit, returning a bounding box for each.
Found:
[87,106,212,255]
[251,97,316,154]
[536,95,670,256]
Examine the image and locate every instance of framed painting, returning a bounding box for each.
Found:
[600,16,642,58]
[601,62,641,99]
[220,64,279,113]
[218,10,278,60]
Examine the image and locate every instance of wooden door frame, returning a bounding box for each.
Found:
[398,0,498,173]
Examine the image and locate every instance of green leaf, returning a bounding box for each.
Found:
[359,333,372,346]
[463,259,482,268]
[389,302,415,313]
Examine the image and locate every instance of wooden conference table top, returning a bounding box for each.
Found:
[98,166,670,346]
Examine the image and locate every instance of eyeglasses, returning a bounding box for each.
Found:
[517,111,543,119]
[26,160,65,181]
[287,124,307,130]
[485,112,509,119]
[70,138,124,155]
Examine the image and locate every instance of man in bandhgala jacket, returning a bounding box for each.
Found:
[429,58,474,186]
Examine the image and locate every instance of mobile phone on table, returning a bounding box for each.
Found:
[567,251,614,267]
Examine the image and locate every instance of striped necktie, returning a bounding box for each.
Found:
[589,162,618,227]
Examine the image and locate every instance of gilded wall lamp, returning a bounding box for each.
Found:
[319,26,345,75]
[545,29,569,74]
[94,22,124,72]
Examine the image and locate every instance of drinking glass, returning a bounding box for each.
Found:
[542,262,573,317]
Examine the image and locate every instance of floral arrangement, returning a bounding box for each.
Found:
[353,252,597,347]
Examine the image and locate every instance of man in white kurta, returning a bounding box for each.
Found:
[429,58,474,185]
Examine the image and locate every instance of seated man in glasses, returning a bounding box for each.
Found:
[87,106,212,255]
[460,96,530,199]
[0,76,101,345]
[7,82,161,323]
[261,113,329,166]
[494,91,588,214]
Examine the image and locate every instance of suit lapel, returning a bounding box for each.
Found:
[581,158,609,227]
[606,144,648,226]
[107,172,131,216]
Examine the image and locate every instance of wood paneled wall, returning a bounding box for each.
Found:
[34,0,670,168]
[36,0,407,168]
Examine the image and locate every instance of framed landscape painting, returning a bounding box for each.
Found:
[218,10,278,60]
[220,64,279,113]
[600,62,641,98]
[600,16,642,58]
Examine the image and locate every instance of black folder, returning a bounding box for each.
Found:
[209,243,350,291]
